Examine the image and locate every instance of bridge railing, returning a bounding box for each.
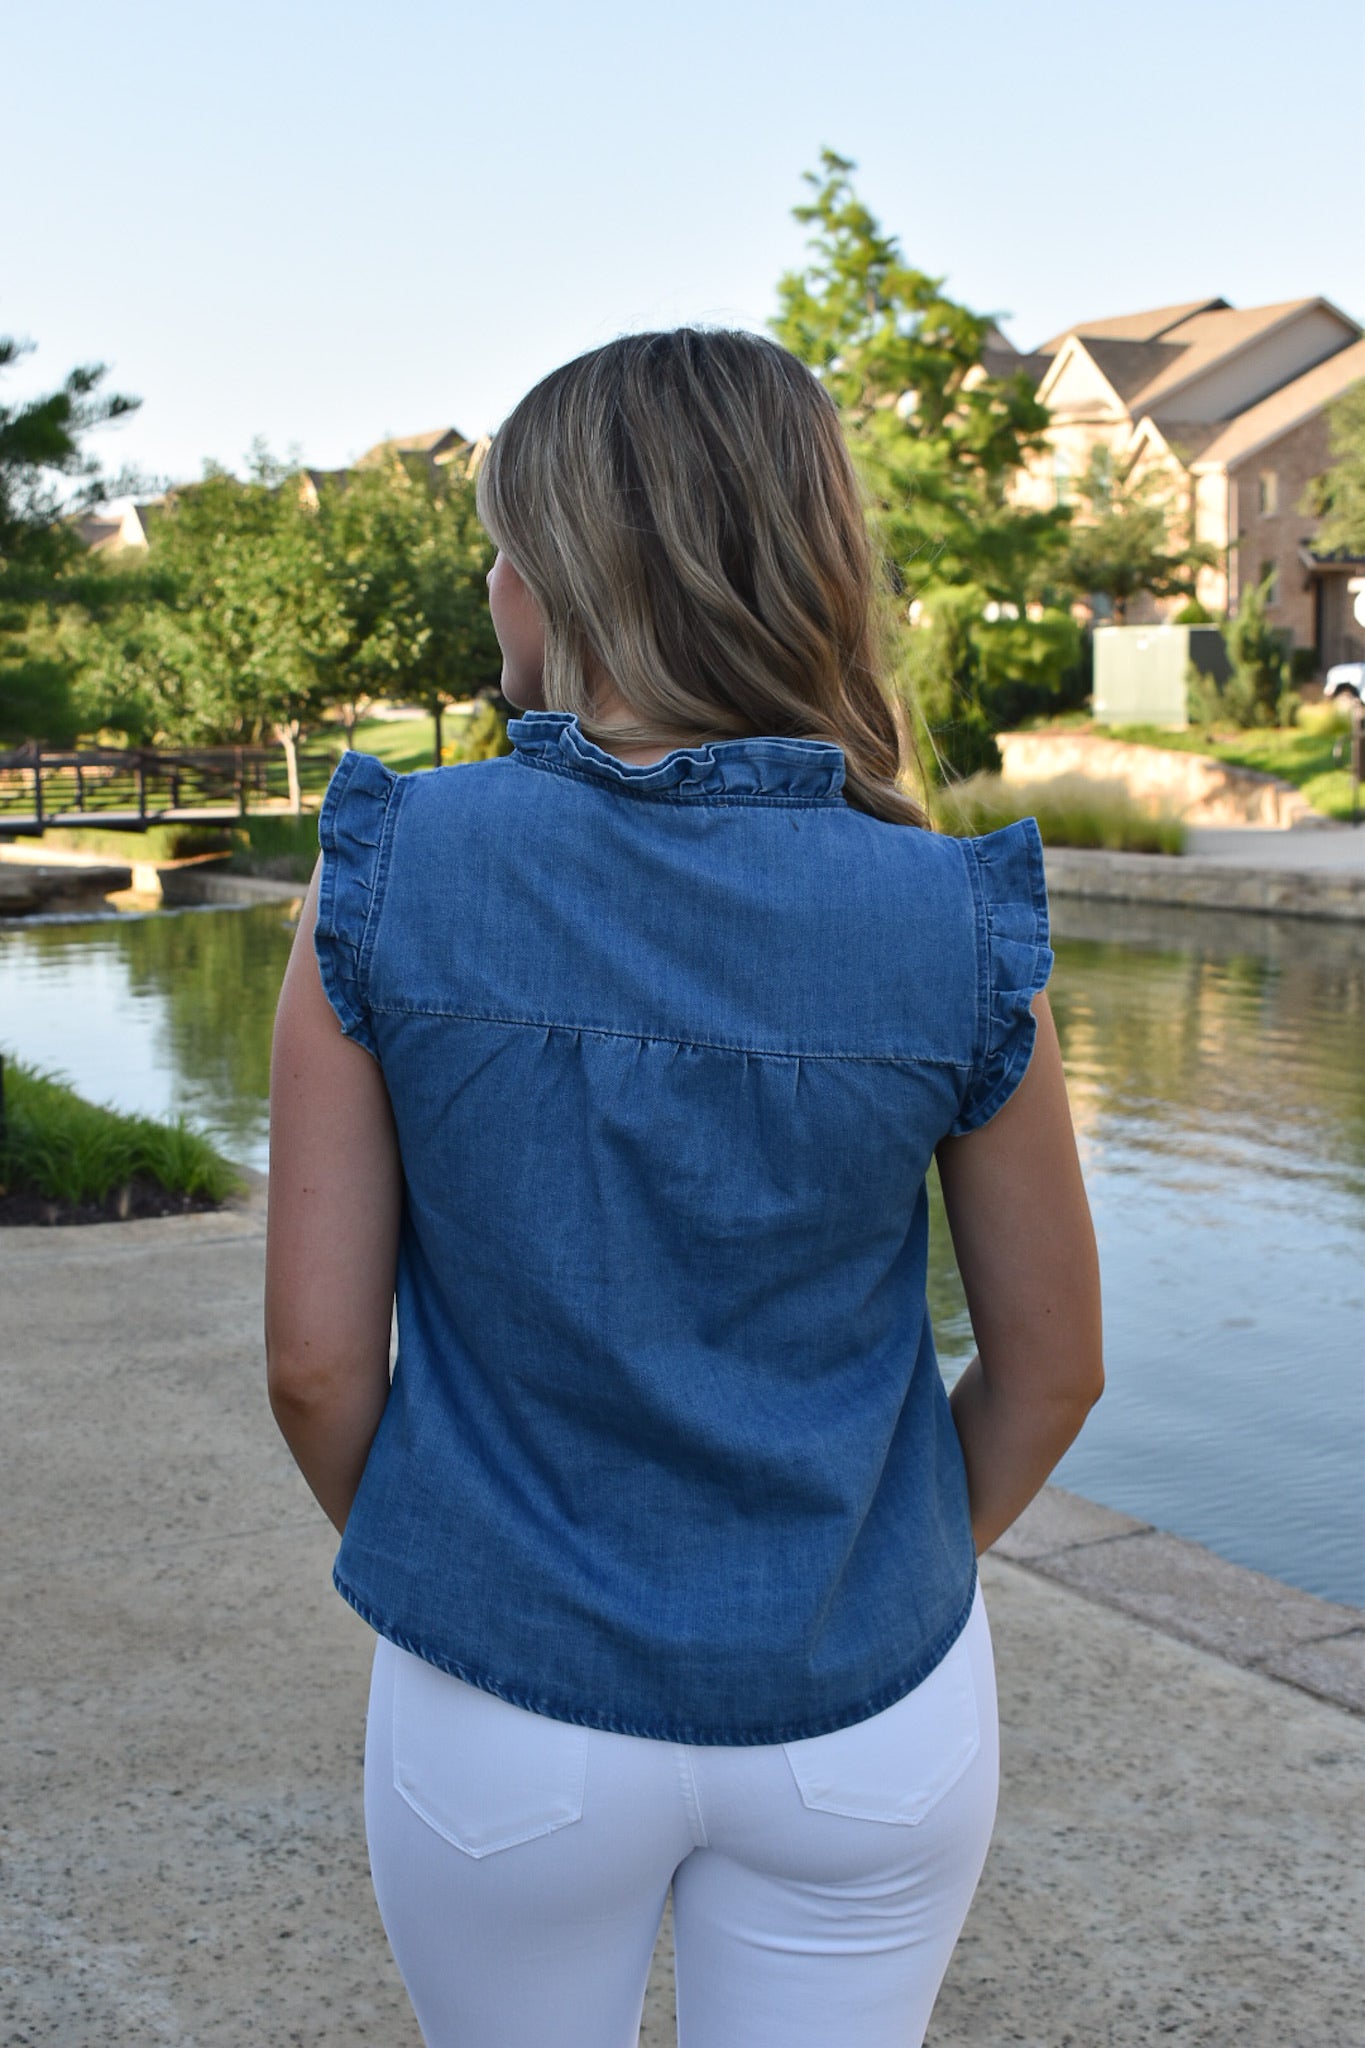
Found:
[0,743,336,828]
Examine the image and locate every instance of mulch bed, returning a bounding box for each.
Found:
[0,1175,230,1227]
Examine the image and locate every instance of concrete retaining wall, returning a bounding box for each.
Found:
[1043,845,1365,921]
[998,731,1323,829]
[154,866,305,907]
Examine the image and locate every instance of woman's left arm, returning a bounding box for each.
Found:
[265,861,402,1534]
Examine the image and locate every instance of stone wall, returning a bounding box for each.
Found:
[997,731,1323,828]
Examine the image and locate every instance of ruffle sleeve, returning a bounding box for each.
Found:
[950,817,1053,1135]
[314,751,399,1059]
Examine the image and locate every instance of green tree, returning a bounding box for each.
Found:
[772,151,1065,774]
[1060,447,1216,624]
[0,338,139,591]
[1303,378,1365,555]
[314,452,501,765]
[0,337,140,745]
[77,449,348,803]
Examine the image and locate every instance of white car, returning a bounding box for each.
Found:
[1324,661,1365,703]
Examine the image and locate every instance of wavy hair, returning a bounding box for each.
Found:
[476,329,927,827]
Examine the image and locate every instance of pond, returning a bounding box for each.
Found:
[3,895,1363,1609]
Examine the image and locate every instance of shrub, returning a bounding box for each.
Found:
[1297,698,1355,738]
[1172,598,1214,624]
[898,593,1086,782]
[441,698,513,766]
[1223,576,1292,727]
[933,773,1186,855]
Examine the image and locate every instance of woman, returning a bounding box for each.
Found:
[266,328,1103,2048]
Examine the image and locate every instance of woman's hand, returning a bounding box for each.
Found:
[936,991,1104,1555]
[265,860,402,1535]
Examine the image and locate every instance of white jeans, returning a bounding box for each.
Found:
[365,1585,998,2048]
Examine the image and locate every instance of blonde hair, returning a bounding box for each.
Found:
[476,329,927,827]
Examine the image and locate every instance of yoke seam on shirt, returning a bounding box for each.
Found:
[365,1003,972,1069]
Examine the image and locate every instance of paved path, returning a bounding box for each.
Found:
[1185,823,1365,870]
[3,1190,1361,2046]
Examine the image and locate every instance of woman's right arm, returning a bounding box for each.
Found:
[936,990,1104,1555]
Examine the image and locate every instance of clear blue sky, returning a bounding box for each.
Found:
[7,0,1363,492]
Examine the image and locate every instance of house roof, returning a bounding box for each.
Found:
[1073,337,1186,402]
[981,344,1052,385]
[69,502,154,552]
[1122,297,1349,415]
[1036,298,1228,354]
[1125,415,1224,464]
[1190,336,1365,471]
[358,426,468,467]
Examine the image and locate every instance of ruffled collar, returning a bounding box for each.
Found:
[507,711,846,803]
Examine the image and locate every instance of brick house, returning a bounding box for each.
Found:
[997,298,1365,669]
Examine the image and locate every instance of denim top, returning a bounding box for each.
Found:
[315,710,1051,1744]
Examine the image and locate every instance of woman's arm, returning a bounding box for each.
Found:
[265,862,403,1535]
[936,991,1104,1554]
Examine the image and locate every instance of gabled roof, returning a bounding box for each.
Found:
[1036,298,1228,354]
[1190,336,1365,471]
[69,501,154,553]
[1125,297,1352,415]
[1076,337,1186,402]
[1124,415,1224,465]
[358,426,469,468]
[981,343,1052,385]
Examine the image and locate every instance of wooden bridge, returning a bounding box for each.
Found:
[0,743,336,835]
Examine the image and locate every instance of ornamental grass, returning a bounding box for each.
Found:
[0,1057,244,1210]
[932,774,1187,856]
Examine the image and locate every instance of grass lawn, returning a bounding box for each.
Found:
[347,715,442,775]
[34,815,321,882]
[0,1057,245,1224]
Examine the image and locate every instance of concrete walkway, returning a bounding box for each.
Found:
[3,1189,1362,2046]
[1185,823,1365,870]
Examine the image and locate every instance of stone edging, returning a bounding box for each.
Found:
[157,868,306,906]
[1042,845,1365,922]
[994,1486,1364,1716]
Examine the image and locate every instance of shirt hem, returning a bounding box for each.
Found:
[332,1559,979,1747]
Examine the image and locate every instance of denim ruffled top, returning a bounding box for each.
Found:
[315,711,1051,1744]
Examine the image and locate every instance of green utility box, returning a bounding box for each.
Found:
[1092,625,1230,730]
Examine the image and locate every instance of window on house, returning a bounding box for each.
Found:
[1053,450,1074,509]
[1261,562,1280,606]
[1258,470,1279,518]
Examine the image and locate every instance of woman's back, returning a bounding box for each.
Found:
[267,325,1100,2047]
[318,712,1050,1742]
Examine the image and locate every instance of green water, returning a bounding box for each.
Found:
[3,897,1362,1606]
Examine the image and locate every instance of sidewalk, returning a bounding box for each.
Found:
[3,1190,1361,2046]
[1184,823,1365,870]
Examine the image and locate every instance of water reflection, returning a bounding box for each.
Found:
[2,895,1362,1604]
[2,905,296,1166]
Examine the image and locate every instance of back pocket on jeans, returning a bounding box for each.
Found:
[782,1639,980,1826]
[391,1649,589,1858]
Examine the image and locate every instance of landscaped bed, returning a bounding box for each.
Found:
[0,1057,245,1226]
[1029,706,1359,822]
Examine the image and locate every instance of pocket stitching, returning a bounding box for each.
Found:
[391,1654,590,1859]
[782,1652,980,1827]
